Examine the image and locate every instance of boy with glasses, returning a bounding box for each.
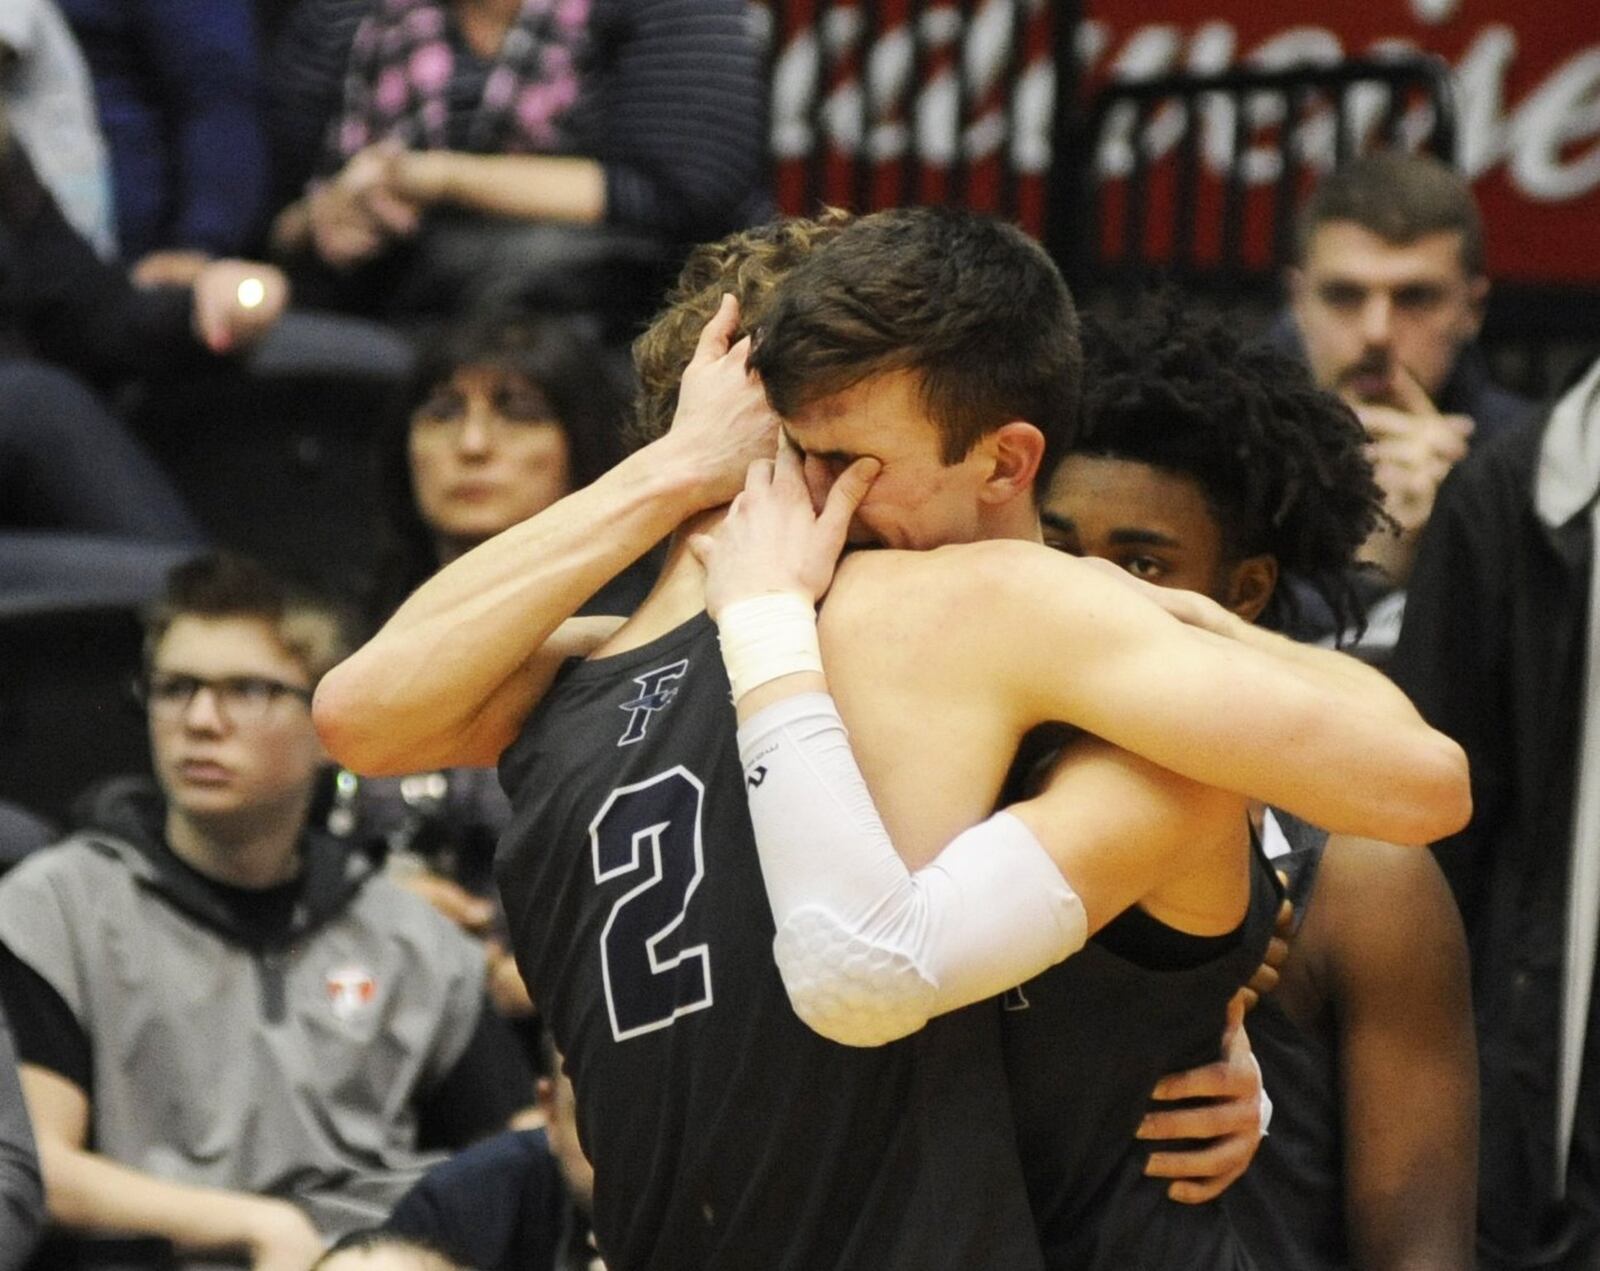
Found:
[0,552,523,1268]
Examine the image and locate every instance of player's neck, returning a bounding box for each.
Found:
[596,508,723,656]
[977,497,1046,544]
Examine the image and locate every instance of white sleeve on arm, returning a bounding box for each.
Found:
[736,692,1087,1047]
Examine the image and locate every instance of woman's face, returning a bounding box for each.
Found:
[409,363,573,559]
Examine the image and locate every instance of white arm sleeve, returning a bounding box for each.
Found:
[737,692,1087,1047]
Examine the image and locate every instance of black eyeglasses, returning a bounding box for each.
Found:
[134,673,314,726]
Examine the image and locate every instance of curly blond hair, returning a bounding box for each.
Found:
[627,209,853,448]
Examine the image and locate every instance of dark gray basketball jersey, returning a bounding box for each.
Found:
[496,613,1044,1271]
[1224,815,1346,1271]
[1002,833,1282,1270]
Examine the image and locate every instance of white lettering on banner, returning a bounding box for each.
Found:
[769,0,1056,172]
[763,4,1600,207]
[1410,0,1463,25]
[1511,49,1600,201]
[1455,26,1517,178]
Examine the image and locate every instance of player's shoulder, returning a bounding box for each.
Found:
[1306,836,1463,989]
[1317,835,1452,907]
[824,539,1083,629]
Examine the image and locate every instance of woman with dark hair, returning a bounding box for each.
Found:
[371,313,627,621]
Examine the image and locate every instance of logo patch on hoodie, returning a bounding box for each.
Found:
[325,966,378,1020]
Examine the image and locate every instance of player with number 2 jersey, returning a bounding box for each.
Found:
[495,614,1045,1271]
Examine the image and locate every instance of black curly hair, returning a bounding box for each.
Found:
[1072,296,1385,636]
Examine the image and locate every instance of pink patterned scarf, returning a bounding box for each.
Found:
[330,0,591,163]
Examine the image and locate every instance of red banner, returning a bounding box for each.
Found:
[1082,0,1600,283]
[764,1,1600,286]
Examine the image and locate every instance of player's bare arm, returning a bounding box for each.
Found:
[315,295,776,774]
[1309,837,1477,1270]
[701,451,1467,848]
[854,541,1471,846]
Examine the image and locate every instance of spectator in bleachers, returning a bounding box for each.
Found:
[0,1003,43,1271]
[0,114,292,601]
[268,0,766,328]
[1391,355,1600,1270]
[0,0,115,259]
[1272,152,1536,642]
[0,553,528,1266]
[371,313,627,617]
[1,110,287,379]
[56,0,269,282]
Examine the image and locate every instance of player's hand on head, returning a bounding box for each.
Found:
[691,445,879,619]
[665,293,784,509]
[1137,993,1266,1203]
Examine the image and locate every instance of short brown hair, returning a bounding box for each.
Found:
[627,210,854,448]
[1294,152,1484,275]
[750,207,1081,476]
[143,553,354,685]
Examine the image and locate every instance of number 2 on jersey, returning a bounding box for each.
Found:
[591,766,714,1041]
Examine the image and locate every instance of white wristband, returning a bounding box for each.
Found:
[715,592,822,702]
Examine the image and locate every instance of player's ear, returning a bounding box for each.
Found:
[979,421,1044,505]
[1225,555,1278,623]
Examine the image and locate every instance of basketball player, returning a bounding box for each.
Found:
[686,273,1467,1267]
[316,211,1468,1268]
[1042,302,1477,1269]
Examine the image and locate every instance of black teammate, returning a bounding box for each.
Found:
[1040,302,1478,1269]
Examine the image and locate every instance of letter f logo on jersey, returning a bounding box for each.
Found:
[617,659,689,746]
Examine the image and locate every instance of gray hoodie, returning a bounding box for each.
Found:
[0,781,487,1236]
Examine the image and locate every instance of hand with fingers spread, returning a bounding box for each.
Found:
[690,446,880,620]
[659,293,788,511]
[1138,992,1267,1203]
